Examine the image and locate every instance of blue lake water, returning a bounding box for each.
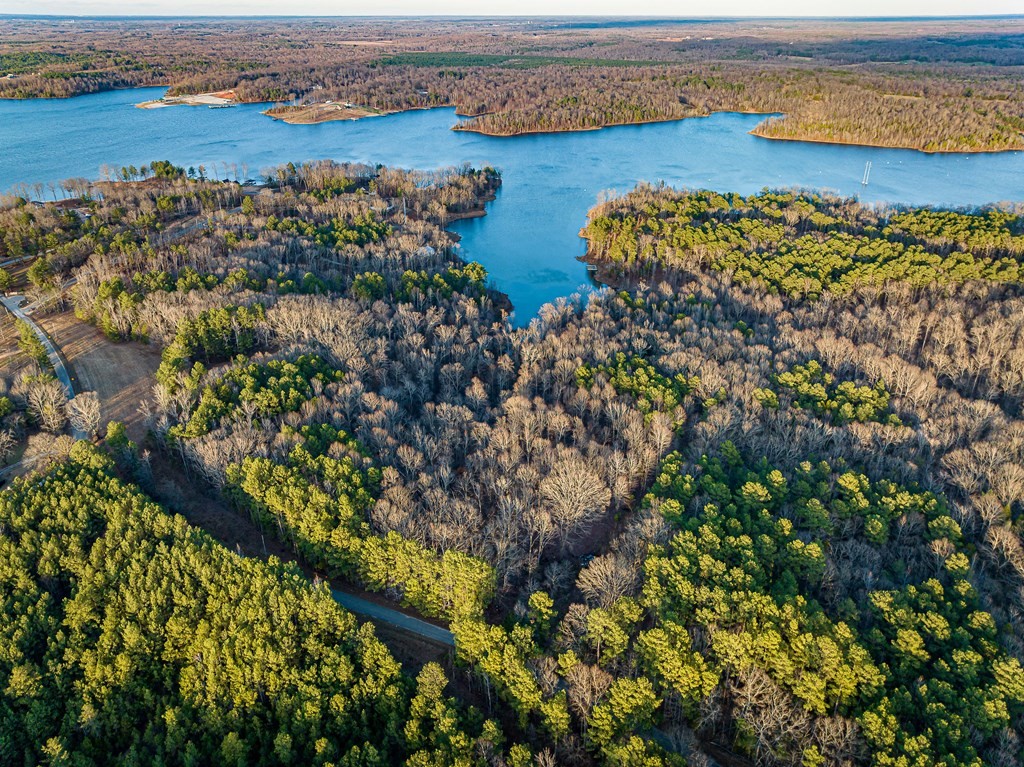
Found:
[2,87,1023,320]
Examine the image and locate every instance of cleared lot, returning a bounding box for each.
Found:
[35,310,161,442]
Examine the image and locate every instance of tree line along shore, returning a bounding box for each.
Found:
[2,17,1024,152]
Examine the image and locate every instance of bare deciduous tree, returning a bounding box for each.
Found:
[566,662,613,723]
[68,391,102,439]
[0,430,15,463]
[540,452,611,553]
[576,554,638,608]
[26,377,67,433]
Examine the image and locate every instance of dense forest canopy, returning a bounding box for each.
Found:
[1,17,1023,150]
[582,187,1024,299]
[0,443,525,766]
[1,163,1023,766]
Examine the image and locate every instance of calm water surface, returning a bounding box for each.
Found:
[3,87,1023,320]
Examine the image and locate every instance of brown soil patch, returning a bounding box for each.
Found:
[34,310,160,442]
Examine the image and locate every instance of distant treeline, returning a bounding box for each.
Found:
[2,17,1024,151]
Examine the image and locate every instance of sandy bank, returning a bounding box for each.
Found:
[136,90,237,109]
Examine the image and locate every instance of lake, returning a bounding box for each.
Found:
[2,87,1023,320]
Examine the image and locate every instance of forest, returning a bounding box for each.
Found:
[1,17,1023,151]
[582,187,1024,299]
[0,442,529,766]
[1,163,1023,767]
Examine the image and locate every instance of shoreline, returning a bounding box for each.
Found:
[452,112,704,138]
[747,127,1023,155]
[575,229,621,293]
[136,89,237,109]
[3,83,1020,154]
[439,190,513,315]
[441,192,497,242]
[445,206,490,224]
[576,248,674,296]
[454,111,1024,154]
[577,219,713,295]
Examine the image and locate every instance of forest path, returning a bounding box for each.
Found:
[145,450,457,652]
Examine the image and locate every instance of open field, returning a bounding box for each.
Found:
[35,309,159,442]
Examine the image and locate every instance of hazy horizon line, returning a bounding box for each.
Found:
[4,12,1024,20]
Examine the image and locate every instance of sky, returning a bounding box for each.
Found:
[4,1,1023,17]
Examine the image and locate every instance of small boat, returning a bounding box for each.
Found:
[209,103,237,109]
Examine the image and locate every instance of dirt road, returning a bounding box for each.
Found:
[6,310,456,651]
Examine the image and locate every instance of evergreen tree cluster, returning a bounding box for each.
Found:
[584,188,1024,299]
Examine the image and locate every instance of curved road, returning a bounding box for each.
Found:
[2,294,76,396]
[1,291,452,646]
[0,302,705,760]
[0,296,684,755]
[1,294,85,439]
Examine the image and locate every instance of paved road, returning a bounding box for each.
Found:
[2,291,453,658]
[1,295,76,397]
[0,294,86,440]
[0,254,35,270]
[18,277,77,317]
[0,450,58,481]
[2,289,452,647]
[330,589,455,646]
[152,206,243,248]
